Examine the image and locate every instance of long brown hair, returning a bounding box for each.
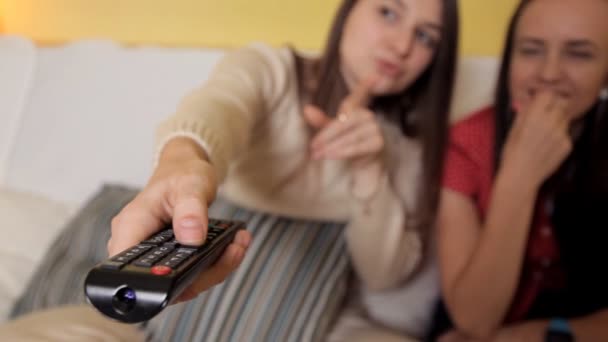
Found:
[295,0,459,234]
[494,0,608,316]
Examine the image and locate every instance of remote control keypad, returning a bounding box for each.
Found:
[100,222,234,273]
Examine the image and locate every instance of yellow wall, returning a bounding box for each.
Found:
[0,0,4,32]
[460,0,518,56]
[1,0,340,50]
[1,0,518,56]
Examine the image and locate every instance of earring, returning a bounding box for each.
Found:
[600,87,608,101]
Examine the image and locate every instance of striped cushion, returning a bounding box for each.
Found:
[147,198,349,342]
[10,184,350,341]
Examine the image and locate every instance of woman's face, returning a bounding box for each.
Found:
[509,0,608,121]
[339,0,443,96]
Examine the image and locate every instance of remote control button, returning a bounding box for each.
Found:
[162,239,180,248]
[151,265,172,276]
[142,233,173,245]
[133,245,175,267]
[100,261,126,270]
[111,244,153,264]
[208,219,220,226]
[133,258,155,268]
[112,256,131,264]
[179,247,197,253]
[214,221,231,229]
[158,229,173,236]
[167,237,179,244]
[158,249,195,269]
[216,222,227,229]
[207,232,218,239]
[159,247,199,268]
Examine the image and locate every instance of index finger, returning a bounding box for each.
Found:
[551,95,571,128]
[344,74,379,108]
[528,90,557,117]
[516,90,557,130]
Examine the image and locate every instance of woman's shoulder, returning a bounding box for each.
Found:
[209,43,300,107]
[442,107,496,201]
[221,42,296,74]
[452,106,495,130]
[449,106,495,147]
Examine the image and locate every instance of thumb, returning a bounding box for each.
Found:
[303,104,332,129]
[172,191,208,246]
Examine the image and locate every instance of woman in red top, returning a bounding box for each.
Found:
[432,0,608,341]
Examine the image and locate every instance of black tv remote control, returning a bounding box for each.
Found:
[84,218,246,323]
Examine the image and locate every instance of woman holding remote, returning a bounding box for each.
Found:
[432,0,608,341]
[110,0,458,340]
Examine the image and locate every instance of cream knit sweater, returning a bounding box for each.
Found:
[156,43,424,291]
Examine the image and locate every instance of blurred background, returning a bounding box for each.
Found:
[0,0,517,56]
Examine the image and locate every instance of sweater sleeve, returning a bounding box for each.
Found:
[155,44,290,182]
[345,172,422,291]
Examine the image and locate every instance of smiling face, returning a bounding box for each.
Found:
[339,0,443,95]
[509,0,608,120]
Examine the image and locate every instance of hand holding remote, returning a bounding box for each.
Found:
[107,137,251,302]
[87,219,248,323]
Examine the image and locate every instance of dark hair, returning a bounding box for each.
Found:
[295,0,459,235]
[494,0,608,317]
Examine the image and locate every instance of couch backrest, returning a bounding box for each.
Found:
[0,37,37,184]
[0,36,498,206]
[0,36,225,205]
[451,56,498,122]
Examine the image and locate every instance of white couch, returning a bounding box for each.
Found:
[0,35,498,322]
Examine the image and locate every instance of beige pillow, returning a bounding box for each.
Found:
[0,188,72,321]
[0,305,144,341]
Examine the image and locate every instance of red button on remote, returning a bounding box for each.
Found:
[151,265,172,275]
